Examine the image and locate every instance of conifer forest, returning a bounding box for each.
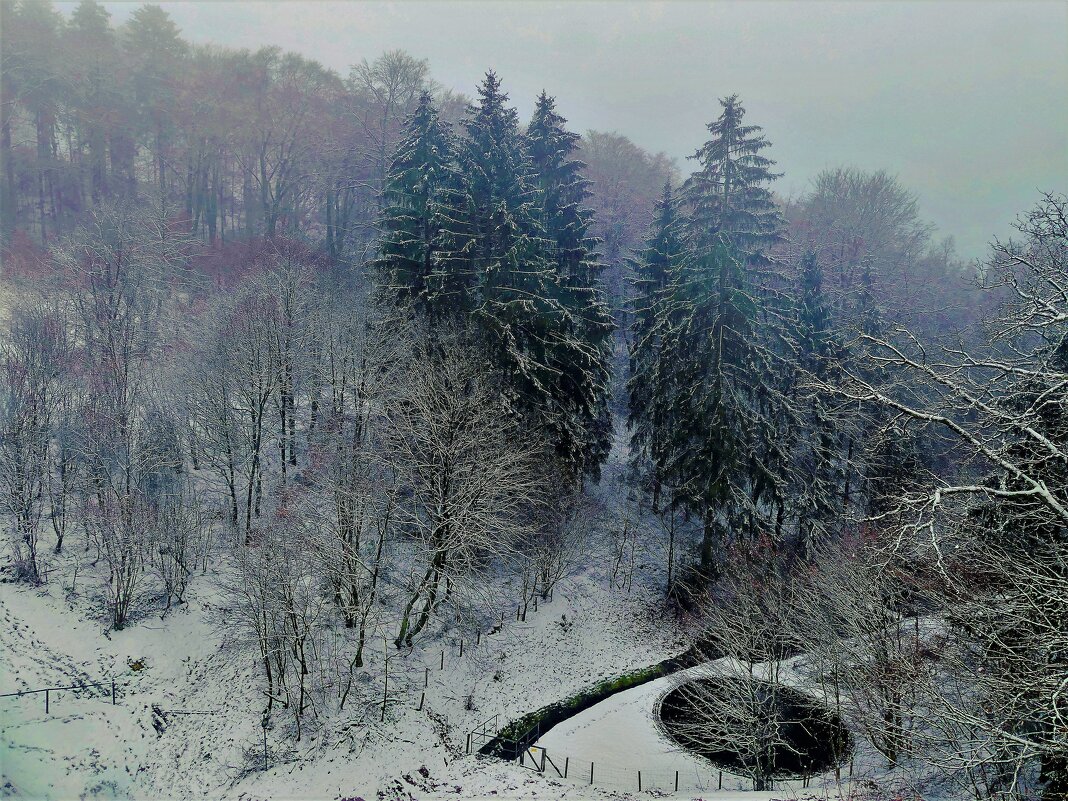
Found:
[0,2,1065,799]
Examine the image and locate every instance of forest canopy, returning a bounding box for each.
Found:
[0,3,1064,800]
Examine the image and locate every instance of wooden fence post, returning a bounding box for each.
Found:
[111,679,116,705]
[417,692,424,711]
[718,771,722,789]
[590,761,594,785]
[675,770,679,791]
[381,644,388,723]
[425,667,429,687]
[459,639,463,657]
[564,756,569,778]
[637,770,641,791]
[45,689,49,714]
[440,651,444,670]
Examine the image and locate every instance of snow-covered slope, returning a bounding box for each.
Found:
[1,555,696,801]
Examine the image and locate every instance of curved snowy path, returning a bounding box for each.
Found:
[532,658,849,798]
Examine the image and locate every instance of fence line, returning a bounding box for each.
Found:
[413,582,559,710]
[0,678,129,714]
[506,743,741,793]
[500,741,845,794]
[1,579,559,772]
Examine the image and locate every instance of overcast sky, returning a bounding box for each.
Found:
[90,0,1067,258]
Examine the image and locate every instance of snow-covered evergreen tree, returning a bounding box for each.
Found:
[526,91,614,479]
[789,251,845,551]
[681,94,783,256]
[659,240,769,573]
[408,73,607,480]
[632,96,787,576]
[627,183,685,509]
[458,72,560,446]
[374,92,470,318]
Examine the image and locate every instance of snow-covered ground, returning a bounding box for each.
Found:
[534,658,858,799]
[1,489,914,801]
[1,549,709,801]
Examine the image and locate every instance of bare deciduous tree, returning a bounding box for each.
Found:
[813,193,1068,799]
[391,329,544,647]
[0,301,72,581]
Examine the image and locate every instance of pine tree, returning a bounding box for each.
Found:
[374,92,469,318]
[636,96,786,576]
[796,252,835,374]
[628,183,685,508]
[455,73,558,433]
[783,252,845,551]
[526,92,596,284]
[659,239,766,573]
[427,165,478,317]
[384,74,613,480]
[526,92,614,478]
[681,94,783,256]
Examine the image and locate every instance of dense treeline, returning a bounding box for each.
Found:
[375,80,613,480]
[0,0,452,260]
[0,1,673,288]
[1,3,1064,799]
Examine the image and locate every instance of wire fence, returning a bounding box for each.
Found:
[403,583,565,713]
[0,678,129,714]
[0,577,562,777]
[512,743,742,793]
[508,743,843,794]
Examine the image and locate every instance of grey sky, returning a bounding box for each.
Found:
[92,0,1067,258]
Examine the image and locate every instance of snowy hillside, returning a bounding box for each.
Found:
[1,555,695,800]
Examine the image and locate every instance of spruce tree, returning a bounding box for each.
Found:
[638,95,786,576]
[427,163,478,318]
[375,92,468,318]
[526,92,614,478]
[790,251,845,551]
[681,94,783,256]
[628,183,685,508]
[434,72,604,480]
[796,252,835,374]
[458,72,556,418]
[659,240,765,572]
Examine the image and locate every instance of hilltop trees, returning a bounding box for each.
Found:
[375,74,613,482]
[0,2,440,267]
